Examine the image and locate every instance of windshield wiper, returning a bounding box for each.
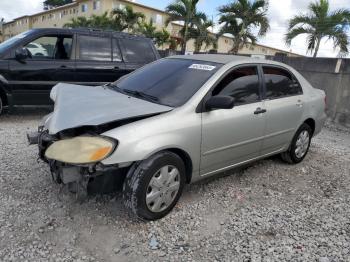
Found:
[121,89,160,103]
[106,84,160,104]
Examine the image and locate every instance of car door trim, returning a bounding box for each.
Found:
[201,148,285,177]
[203,134,265,156]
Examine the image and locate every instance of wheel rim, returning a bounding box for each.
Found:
[146,165,180,213]
[295,130,310,158]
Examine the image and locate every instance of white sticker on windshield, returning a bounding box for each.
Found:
[189,64,216,71]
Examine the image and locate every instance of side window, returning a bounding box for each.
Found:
[78,35,112,61]
[24,35,73,60]
[120,38,156,63]
[112,38,122,62]
[263,67,303,99]
[212,66,260,105]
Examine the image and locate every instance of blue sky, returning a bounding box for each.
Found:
[137,0,224,20]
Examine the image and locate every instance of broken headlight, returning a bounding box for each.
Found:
[45,136,116,164]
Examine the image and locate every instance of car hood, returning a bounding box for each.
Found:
[46,83,173,134]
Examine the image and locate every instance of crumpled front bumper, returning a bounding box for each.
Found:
[26,129,127,199]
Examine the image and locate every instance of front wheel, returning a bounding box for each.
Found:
[281,123,312,164]
[123,151,186,220]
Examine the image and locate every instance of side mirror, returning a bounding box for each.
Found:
[205,96,235,111]
[15,48,29,61]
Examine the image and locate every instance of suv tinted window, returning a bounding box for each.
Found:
[78,35,111,61]
[263,67,302,99]
[24,35,72,60]
[212,66,260,105]
[112,38,122,62]
[120,38,155,63]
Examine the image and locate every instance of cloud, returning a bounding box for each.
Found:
[0,0,42,21]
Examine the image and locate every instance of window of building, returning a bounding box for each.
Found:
[93,0,101,10]
[81,4,88,13]
[155,14,163,25]
[212,66,260,105]
[120,38,155,63]
[263,67,303,99]
[78,35,112,61]
[24,35,73,60]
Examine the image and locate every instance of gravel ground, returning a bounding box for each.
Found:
[0,109,350,262]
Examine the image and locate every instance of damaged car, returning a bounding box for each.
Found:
[28,54,327,220]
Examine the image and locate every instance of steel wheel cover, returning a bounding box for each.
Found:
[146,165,181,213]
[295,130,310,158]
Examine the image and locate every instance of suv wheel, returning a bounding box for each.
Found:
[123,151,186,220]
[281,123,312,164]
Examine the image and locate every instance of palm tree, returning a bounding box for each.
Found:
[165,0,206,54]
[286,0,350,57]
[154,29,172,50]
[218,0,269,54]
[137,19,157,38]
[188,16,217,52]
[44,0,72,10]
[89,12,113,30]
[64,16,91,28]
[111,5,145,33]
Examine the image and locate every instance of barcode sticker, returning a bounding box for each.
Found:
[189,64,216,71]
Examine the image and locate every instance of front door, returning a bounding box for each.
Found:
[260,66,304,155]
[200,66,266,176]
[9,34,75,105]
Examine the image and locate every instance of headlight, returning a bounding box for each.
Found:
[45,136,116,164]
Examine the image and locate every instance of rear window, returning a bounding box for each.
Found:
[120,38,156,63]
[78,35,111,61]
[114,58,222,107]
[263,67,303,99]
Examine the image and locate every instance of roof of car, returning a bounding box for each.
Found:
[29,28,150,40]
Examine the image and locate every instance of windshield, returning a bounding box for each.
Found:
[113,58,222,107]
[0,30,33,54]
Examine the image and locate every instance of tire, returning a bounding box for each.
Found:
[281,123,312,164]
[123,151,186,220]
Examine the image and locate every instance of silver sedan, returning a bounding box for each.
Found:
[29,54,326,220]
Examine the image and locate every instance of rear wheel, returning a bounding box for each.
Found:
[123,151,186,220]
[281,123,312,164]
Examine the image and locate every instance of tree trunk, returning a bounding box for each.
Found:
[313,38,321,58]
[181,23,189,54]
[231,40,240,54]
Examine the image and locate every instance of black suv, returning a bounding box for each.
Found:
[0,28,160,114]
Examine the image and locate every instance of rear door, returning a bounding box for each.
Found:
[260,65,304,155]
[119,38,157,73]
[75,34,126,85]
[8,34,75,105]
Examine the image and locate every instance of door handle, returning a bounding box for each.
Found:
[254,107,267,115]
[296,100,303,107]
[60,65,67,68]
